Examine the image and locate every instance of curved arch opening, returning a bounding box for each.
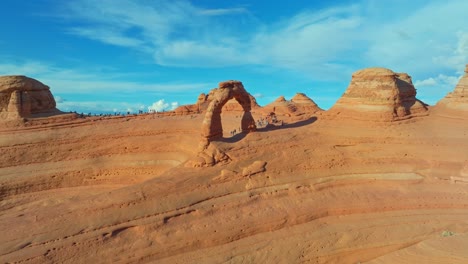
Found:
[201,81,256,143]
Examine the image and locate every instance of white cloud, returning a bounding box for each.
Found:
[170,102,179,109]
[57,100,146,114]
[414,74,462,105]
[415,74,460,88]
[54,95,64,103]
[147,99,179,112]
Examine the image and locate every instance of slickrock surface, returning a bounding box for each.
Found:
[326,67,428,121]
[433,64,468,118]
[1,70,468,263]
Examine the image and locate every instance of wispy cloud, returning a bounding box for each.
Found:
[57,99,179,114]
[57,100,144,114]
[198,7,248,16]
[0,61,210,94]
[59,0,468,82]
[414,74,462,105]
[68,27,145,48]
[0,61,209,112]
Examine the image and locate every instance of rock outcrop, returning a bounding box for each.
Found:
[326,67,428,121]
[192,81,257,167]
[433,64,468,118]
[201,81,256,142]
[0,75,60,120]
[175,88,260,115]
[222,94,260,112]
[291,93,323,113]
[262,93,322,116]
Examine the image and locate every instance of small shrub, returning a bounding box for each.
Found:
[442,230,455,237]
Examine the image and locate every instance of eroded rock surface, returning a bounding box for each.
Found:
[193,81,257,167]
[326,68,428,121]
[0,75,60,120]
[262,93,322,116]
[174,87,260,114]
[201,81,256,141]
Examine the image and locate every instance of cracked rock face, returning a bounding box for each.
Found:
[0,75,59,120]
[433,64,468,117]
[326,67,427,121]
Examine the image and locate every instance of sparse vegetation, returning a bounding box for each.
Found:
[442,230,455,237]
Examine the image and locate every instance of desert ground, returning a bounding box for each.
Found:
[1,68,468,263]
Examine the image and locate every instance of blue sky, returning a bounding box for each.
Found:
[0,0,467,113]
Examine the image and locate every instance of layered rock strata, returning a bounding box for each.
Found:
[326,67,427,121]
[193,81,257,167]
[201,80,256,142]
[262,93,322,116]
[0,75,60,120]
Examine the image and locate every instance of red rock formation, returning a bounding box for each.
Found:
[291,93,323,113]
[433,64,468,118]
[0,75,60,120]
[192,80,257,167]
[201,81,256,141]
[326,67,428,121]
[262,93,322,116]
[222,94,260,112]
[175,88,260,115]
[263,96,297,116]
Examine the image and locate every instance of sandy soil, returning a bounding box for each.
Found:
[1,110,468,263]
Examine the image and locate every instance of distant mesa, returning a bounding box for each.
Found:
[326,67,428,121]
[262,93,322,116]
[433,64,468,118]
[0,75,62,120]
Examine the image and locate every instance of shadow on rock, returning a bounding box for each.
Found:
[219,116,318,144]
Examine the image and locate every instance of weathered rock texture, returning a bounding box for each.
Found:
[326,68,428,121]
[262,93,322,116]
[291,93,322,113]
[0,75,59,120]
[201,81,257,141]
[193,81,257,167]
[433,64,468,118]
[2,75,468,263]
[174,88,260,114]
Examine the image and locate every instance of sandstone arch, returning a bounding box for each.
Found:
[201,80,256,144]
